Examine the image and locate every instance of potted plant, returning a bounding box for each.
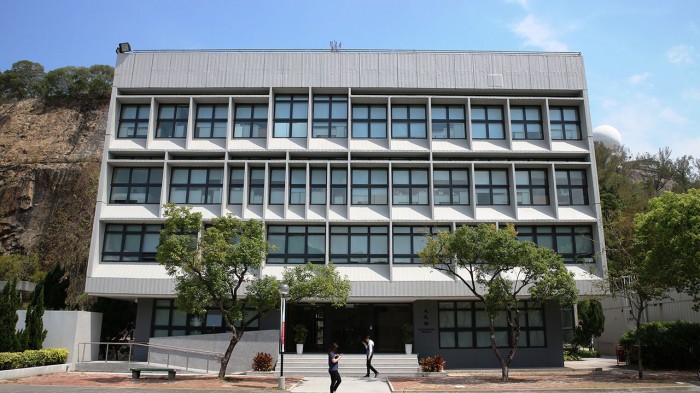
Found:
[401,323,414,354]
[293,324,308,355]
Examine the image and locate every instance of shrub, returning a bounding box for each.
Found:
[0,348,68,370]
[401,324,414,344]
[563,350,581,361]
[252,352,274,372]
[293,324,308,344]
[619,321,700,369]
[419,355,445,372]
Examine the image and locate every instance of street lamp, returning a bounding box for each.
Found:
[278,283,289,389]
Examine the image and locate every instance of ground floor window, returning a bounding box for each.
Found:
[438,301,545,349]
[151,299,258,337]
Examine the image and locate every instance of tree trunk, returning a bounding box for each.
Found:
[635,313,643,379]
[218,331,241,379]
[488,317,509,381]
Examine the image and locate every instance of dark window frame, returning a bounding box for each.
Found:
[331,168,347,205]
[352,104,387,138]
[312,95,348,138]
[194,103,228,139]
[274,95,308,138]
[431,105,466,139]
[151,299,259,338]
[109,167,163,204]
[516,225,594,263]
[392,168,429,205]
[475,169,510,205]
[392,226,449,264]
[156,104,189,138]
[233,103,268,138]
[510,105,543,140]
[471,105,505,140]
[433,169,469,205]
[351,168,388,205]
[269,168,286,205]
[267,225,326,264]
[102,224,162,262]
[168,167,223,205]
[329,226,389,264]
[228,167,245,205]
[289,167,306,205]
[248,168,265,205]
[310,167,327,205]
[556,169,589,205]
[117,104,150,138]
[391,104,427,139]
[515,169,550,206]
[549,106,582,140]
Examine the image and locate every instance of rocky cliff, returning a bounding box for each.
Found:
[0,98,108,305]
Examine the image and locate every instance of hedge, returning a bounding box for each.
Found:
[619,321,700,369]
[0,348,68,370]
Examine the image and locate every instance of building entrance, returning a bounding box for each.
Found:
[286,303,411,354]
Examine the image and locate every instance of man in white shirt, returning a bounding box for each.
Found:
[362,335,379,377]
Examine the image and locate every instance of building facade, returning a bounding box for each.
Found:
[86,49,606,368]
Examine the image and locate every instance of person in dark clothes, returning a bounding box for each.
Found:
[362,335,379,377]
[328,343,343,393]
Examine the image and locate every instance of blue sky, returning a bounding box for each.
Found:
[2,0,698,157]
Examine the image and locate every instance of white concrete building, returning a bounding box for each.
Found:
[86,49,606,368]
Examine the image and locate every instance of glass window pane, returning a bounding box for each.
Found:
[440,331,456,348]
[471,123,486,139]
[214,106,227,118]
[353,106,368,119]
[412,122,426,138]
[291,122,307,137]
[449,106,465,119]
[410,106,425,119]
[492,170,508,185]
[439,311,455,328]
[471,107,485,120]
[314,102,330,118]
[332,169,347,184]
[350,235,367,254]
[487,107,502,120]
[393,170,409,185]
[392,123,408,138]
[392,106,407,119]
[371,106,386,119]
[490,123,504,139]
[353,170,368,185]
[332,102,347,118]
[432,107,447,120]
[353,122,369,138]
[369,234,387,254]
[371,170,387,184]
[457,331,472,348]
[529,330,545,346]
[292,102,308,119]
[276,102,291,117]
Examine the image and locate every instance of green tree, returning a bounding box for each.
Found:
[41,264,69,310]
[156,205,350,379]
[420,224,577,381]
[40,65,113,101]
[22,283,47,350]
[0,278,21,352]
[0,60,45,101]
[571,299,605,351]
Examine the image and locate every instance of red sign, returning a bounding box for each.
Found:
[281,322,286,345]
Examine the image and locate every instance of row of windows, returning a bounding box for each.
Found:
[152,299,258,337]
[109,167,589,207]
[102,224,594,265]
[438,301,545,348]
[118,99,582,141]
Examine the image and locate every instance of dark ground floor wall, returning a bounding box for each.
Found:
[132,298,565,369]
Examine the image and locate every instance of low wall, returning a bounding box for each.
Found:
[15,311,102,363]
[0,363,74,380]
[148,329,278,373]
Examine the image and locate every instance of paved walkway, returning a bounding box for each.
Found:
[290,375,390,393]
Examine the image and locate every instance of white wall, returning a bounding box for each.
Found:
[16,310,102,363]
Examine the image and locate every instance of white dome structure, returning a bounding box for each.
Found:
[592,124,622,147]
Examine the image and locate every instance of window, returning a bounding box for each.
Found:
[267,226,325,264]
[289,168,306,205]
[351,168,388,205]
[471,105,504,139]
[229,168,244,204]
[313,95,348,137]
[393,226,449,264]
[152,299,258,337]
[549,106,581,140]
[330,226,389,264]
[118,104,150,138]
[274,95,308,138]
[110,167,163,204]
[556,169,588,205]
[248,168,265,205]
[233,104,268,138]
[432,105,466,139]
[510,106,543,140]
[352,105,387,138]
[331,168,347,205]
[515,169,549,205]
[269,168,285,205]
[438,301,545,348]
[194,104,228,138]
[169,168,223,204]
[392,169,429,205]
[516,226,594,263]
[433,169,469,205]
[391,105,426,138]
[310,168,327,205]
[102,224,161,262]
[475,169,509,205]
[156,104,188,138]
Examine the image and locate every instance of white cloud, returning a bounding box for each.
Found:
[659,108,687,125]
[666,45,698,65]
[628,72,651,84]
[512,15,568,52]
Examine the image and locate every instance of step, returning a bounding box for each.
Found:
[277,354,421,377]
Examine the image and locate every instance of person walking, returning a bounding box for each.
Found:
[328,343,343,393]
[362,335,379,377]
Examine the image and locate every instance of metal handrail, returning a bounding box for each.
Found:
[77,341,224,374]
